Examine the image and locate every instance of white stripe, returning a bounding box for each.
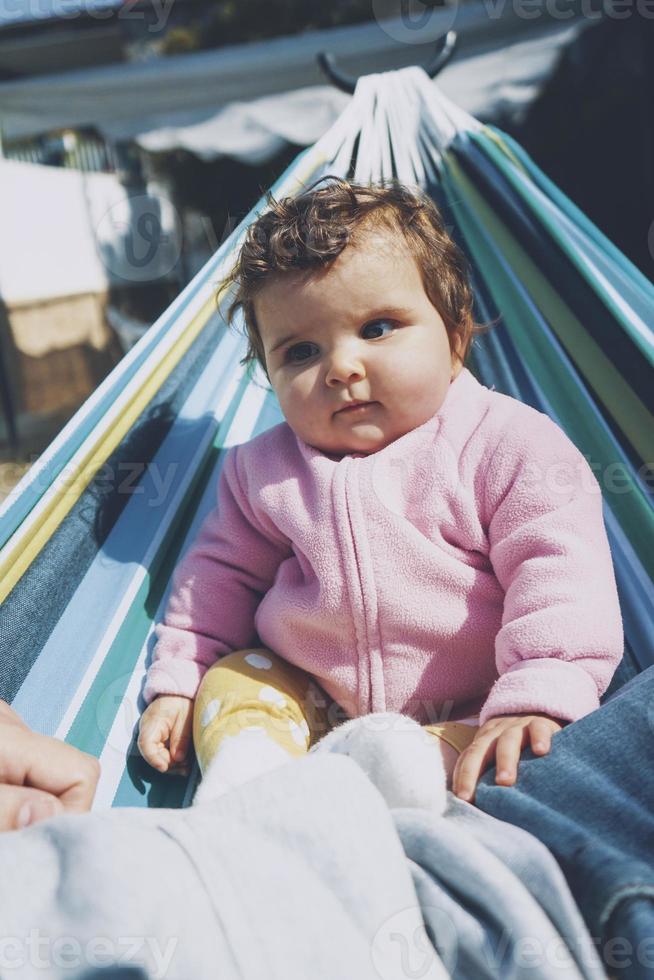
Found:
[91,382,269,806]
[54,343,246,742]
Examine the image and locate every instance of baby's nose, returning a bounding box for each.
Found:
[326,349,366,385]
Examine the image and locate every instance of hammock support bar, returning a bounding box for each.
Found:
[316,30,458,94]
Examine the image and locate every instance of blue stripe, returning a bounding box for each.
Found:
[11,327,244,733]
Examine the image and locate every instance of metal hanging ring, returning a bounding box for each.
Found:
[316,30,458,95]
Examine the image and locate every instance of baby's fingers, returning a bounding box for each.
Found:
[529,718,556,756]
[170,709,193,766]
[137,715,172,772]
[453,736,497,802]
[494,728,527,786]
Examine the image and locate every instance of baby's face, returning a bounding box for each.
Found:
[256,229,461,459]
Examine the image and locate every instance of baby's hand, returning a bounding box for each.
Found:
[452,713,564,803]
[137,695,194,775]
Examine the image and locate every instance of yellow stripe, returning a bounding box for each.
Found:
[0,292,218,604]
[449,155,654,464]
[482,126,529,175]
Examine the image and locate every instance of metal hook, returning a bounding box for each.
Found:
[316,30,458,95]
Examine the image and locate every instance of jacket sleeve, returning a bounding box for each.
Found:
[478,410,624,726]
[142,444,292,704]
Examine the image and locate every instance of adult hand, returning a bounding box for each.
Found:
[452,712,564,803]
[0,698,100,832]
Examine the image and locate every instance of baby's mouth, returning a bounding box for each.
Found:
[335,401,378,415]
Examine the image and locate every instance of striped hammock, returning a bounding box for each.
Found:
[1,67,652,811]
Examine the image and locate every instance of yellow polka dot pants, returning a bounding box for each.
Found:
[193,646,479,776]
[193,647,335,774]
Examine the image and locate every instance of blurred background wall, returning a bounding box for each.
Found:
[0,0,651,488]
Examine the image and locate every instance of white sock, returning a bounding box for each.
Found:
[309,712,447,815]
[193,727,295,804]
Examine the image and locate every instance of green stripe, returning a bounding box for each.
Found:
[470,130,654,368]
[450,151,653,467]
[487,126,654,306]
[442,152,654,580]
[65,370,252,807]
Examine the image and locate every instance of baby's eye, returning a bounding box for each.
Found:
[285,320,396,365]
[362,319,396,339]
[286,342,317,365]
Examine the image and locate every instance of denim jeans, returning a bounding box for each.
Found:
[394,800,605,979]
[475,665,654,980]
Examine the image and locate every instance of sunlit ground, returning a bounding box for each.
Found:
[0,459,32,505]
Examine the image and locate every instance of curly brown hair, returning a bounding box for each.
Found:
[220,175,490,385]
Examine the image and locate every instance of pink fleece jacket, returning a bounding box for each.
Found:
[143,367,624,726]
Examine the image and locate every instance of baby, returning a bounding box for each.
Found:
[137,175,624,804]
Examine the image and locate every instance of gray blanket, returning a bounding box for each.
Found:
[0,755,444,979]
[0,752,605,979]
